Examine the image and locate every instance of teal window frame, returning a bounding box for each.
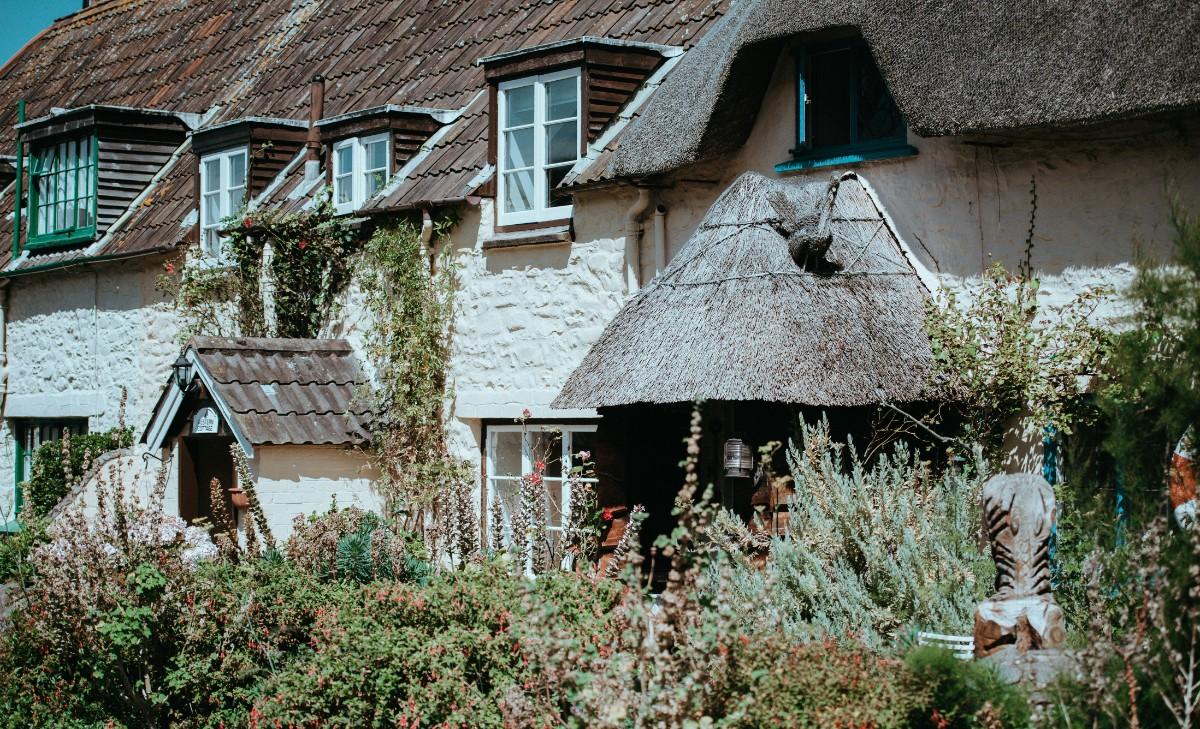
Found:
[27,133,98,250]
[7,418,87,531]
[775,40,916,174]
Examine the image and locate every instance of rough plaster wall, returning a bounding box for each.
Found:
[0,257,180,512]
[52,448,177,523]
[253,445,381,543]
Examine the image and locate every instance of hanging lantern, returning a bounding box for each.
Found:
[724,438,753,479]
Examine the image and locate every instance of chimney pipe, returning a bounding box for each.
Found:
[305,75,325,180]
[307,75,325,161]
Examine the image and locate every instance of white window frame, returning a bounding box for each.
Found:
[485,422,598,569]
[198,147,248,261]
[332,132,390,215]
[496,67,581,227]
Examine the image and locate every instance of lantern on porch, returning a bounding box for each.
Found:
[172,353,195,393]
[723,438,754,479]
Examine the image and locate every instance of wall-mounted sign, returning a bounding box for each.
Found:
[192,406,220,435]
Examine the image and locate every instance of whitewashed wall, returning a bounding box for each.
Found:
[253,444,380,542]
[0,256,180,516]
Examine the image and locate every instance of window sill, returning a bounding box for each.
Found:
[25,228,96,250]
[774,144,917,174]
[482,224,572,250]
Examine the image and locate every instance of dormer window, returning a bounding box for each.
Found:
[332,133,389,214]
[199,147,247,258]
[497,68,580,226]
[29,134,96,248]
[776,39,915,173]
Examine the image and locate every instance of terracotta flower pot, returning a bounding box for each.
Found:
[227,485,250,510]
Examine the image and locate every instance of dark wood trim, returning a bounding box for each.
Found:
[493,217,572,234]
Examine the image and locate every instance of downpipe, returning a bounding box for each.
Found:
[624,187,652,293]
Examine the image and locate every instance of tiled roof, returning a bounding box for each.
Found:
[191,336,370,447]
[0,0,730,274]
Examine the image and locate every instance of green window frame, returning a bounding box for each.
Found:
[776,40,916,174]
[8,418,87,530]
[27,134,98,249]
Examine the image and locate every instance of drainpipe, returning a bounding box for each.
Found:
[653,204,667,278]
[305,75,325,181]
[12,99,25,262]
[624,187,652,293]
[419,207,434,274]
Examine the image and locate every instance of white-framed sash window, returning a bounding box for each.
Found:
[198,147,247,259]
[485,423,597,562]
[332,132,390,214]
[497,67,580,226]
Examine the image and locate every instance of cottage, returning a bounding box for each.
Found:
[0,0,1196,560]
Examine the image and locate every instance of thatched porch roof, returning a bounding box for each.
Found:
[553,172,937,409]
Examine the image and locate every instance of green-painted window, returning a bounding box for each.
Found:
[28,134,97,248]
[9,419,87,528]
[776,40,915,173]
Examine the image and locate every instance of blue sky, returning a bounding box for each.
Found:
[0,0,80,69]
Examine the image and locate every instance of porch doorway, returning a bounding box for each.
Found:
[177,436,236,525]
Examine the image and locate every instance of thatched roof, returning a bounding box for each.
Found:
[553,172,937,409]
[608,0,1200,179]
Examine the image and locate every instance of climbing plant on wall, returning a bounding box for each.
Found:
[159,198,357,340]
[359,216,462,516]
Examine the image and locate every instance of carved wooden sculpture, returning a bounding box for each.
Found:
[974,473,1067,657]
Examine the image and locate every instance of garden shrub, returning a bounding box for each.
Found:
[904,646,1030,728]
[0,516,47,583]
[286,506,429,584]
[23,426,134,518]
[719,418,993,647]
[251,561,620,728]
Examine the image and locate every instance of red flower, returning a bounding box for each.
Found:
[298,239,308,250]
[164,262,176,275]
[602,506,614,522]
[529,472,542,486]
[534,459,545,473]
[242,217,254,229]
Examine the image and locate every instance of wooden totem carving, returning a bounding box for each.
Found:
[974,474,1066,657]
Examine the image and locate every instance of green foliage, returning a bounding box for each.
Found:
[250,562,620,728]
[0,517,47,583]
[924,263,1111,457]
[720,418,993,648]
[1100,200,1200,523]
[360,218,460,512]
[904,647,1030,728]
[155,256,240,341]
[23,427,134,518]
[286,506,429,584]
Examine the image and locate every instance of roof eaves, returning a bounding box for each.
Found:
[195,116,308,133]
[315,104,461,128]
[476,35,681,66]
[17,104,204,131]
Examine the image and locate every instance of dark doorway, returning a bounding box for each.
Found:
[177,436,236,525]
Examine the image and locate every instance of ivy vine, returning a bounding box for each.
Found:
[359,216,463,515]
[924,263,1113,459]
[157,198,357,340]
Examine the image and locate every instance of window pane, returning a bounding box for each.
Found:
[545,120,577,165]
[855,46,904,142]
[545,165,572,208]
[492,431,523,478]
[809,48,852,149]
[365,139,388,170]
[503,128,534,170]
[530,430,563,479]
[503,170,534,213]
[336,146,353,175]
[226,184,245,213]
[228,152,247,189]
[203,159,222,193]
[335,175,352,205]
[504,84,534,127]
[568,430,596,466]
[546,479,565,528]
[203,192,220,227]
[364,169,386,198]
[545,76,577,121]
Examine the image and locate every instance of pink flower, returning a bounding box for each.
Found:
[534,460,545,473]
[602,506,614,522]
[298,239,308,250]
[529,472,542,486]
[521,408,532,419]
[164,262,176,275]
[577,450,591,461]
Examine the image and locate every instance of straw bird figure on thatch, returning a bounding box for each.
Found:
[787,174,841,272]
